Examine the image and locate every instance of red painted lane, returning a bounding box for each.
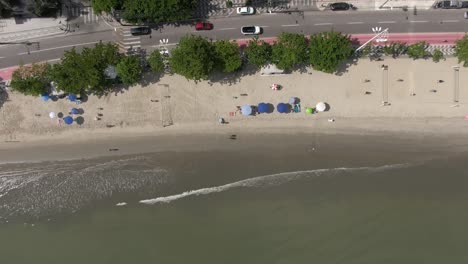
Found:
[0,66,17,82]
[236,32,466,47]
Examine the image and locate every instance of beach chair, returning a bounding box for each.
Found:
[293,104,300,113]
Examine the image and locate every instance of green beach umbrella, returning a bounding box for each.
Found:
[306,107,313,114]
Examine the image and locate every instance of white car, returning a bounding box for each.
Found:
[241,26,261,35]
[237,6,255,15]
[465,11,468,19]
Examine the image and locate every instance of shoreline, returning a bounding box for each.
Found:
[2,117,468,164]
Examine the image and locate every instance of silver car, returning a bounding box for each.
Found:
[237,6,255,15]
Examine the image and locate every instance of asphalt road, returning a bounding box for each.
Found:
[1,9,467,69]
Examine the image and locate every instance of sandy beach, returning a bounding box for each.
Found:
[1,57,468,162]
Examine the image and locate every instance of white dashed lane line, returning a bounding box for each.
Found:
[378,21,396,24]
[347,22,364,24]
[314,23,333,26]
[217,28,236,31]
[281,24,300,27]
[410,20,428,23]
[442,20,459,23]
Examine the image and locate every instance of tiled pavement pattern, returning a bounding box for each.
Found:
[0,24,63,43]
[426,44,455,56]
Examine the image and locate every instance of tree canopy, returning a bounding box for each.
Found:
[455,35,468,67]
[10,63,51,96]
[92,0,122,13]
[169,35,216,81]
[214,40,242,73]
[116,55,143,85]
[148,50,165,73]
[406,41,430,60]
[122,0,197,24]
[271,32,308,71]
[245,37,272,68]
[308,31,353,73]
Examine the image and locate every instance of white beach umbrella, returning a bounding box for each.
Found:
[49,112,56,119]
[316,102,326,112]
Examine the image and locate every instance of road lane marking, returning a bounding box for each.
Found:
[122,41,141,45]
[125,37,140,41]
[378,21,396,24]
[410,20,428,23]
[281,24,300,27]
[314,23,333,26]
[217,28,236,30]
[17,41,100,55]
[442,20,459,23]
[347,22,364,24]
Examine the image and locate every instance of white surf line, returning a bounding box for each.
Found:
[314,23,333,26]
[442,20,459,23]
[281,24,300,27]
[347,22,364,24]
[17,41,100,55]
[217,27,236,31]
[409,20,428,23]
[378,21,396,24]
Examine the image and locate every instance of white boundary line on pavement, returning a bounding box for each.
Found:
[17,41,100,55]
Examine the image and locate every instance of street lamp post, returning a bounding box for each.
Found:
[381,65,389,106]
[452,66,460,104]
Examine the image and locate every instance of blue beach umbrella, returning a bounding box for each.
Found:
[68,93,77,101]
[241,105,252,116]
[41,92,49,102]
[277,103,288,113]
[70,108,79,115]
[258,103,268,113]
[63,116,74,125]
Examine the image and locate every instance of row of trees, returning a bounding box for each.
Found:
[0,0,59,18]
[10,42,165,96]
[170,32,354,81]
[92,0,197,24]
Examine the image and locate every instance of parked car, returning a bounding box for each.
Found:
[462,1,468,8]
[241,26,261,35]
[435,0,462,8]
[195,22,213,30]
[329,2,354,10]
[237,6,255,15]
[130,27,151,36]
[465,11,468,18]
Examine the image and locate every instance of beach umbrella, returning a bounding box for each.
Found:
[41,93,49,102]
[306,107,314,114]
[289,97,297,104]
[241,105,252,116]
[277,103,288,113]
[258,103,268,113]
[70,108,79,115]
[68,93,77,101]
[316,102,326,112]
[49,112,56,118]
[63,116,73,125]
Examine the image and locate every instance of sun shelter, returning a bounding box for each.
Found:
[68,93,78,101]
[49,112,56,118]
[316,102,326,112]
[63,116,74,125]
[289,97,297,104]
[277,103,289,113]
[258,103,268,113]
[241,105,253,116]
[41,93,49,102]
[70,108,79,115]
[306,107,314,114]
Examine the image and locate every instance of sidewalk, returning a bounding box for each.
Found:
[0,17,66,43]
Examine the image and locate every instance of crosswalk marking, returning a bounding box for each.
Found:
[69,6,99,24]
[115,28,142,53]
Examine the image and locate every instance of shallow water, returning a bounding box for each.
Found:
[1,135,468,263]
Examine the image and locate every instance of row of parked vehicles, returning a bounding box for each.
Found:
[434,0,468,8]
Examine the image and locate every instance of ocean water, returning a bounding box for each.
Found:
[1,137,468,263]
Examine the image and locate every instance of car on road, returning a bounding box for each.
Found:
[195,21,213,30]
[465,11,468,18]
[241,26,261,35]
[237,6,255,15]
[130,27,151,36]
[435,0,462,8]
[329,2,355,10]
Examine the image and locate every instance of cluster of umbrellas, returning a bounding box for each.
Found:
[48,107,82,125]
[240,100,327,116]
[40,93,79,102]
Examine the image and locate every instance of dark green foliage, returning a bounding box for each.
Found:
[382,42,408,58]
[432,49,444,63]
[454,35,468,67]
[10,63,51,96]
[122,0,197,24]
[169,35,216,81]
[116,55,143,85]
[407,41,430,60]
[148,50,165,73]
[271,32,308,71]
[245,37,272,68]
[214,40,242,73]
[28,0,60,17]
[92,0,122,13]
[226,0,233,8]
[308,31,353,73]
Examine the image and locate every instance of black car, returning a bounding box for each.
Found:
[435,0,462,8]
[329,2,354,10]
[130,27,151,36]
